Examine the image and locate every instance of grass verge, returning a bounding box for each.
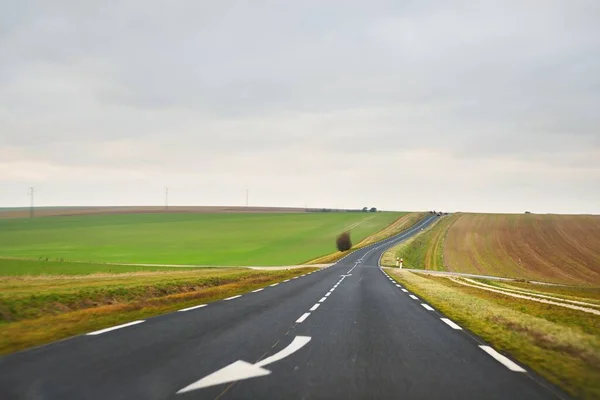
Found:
[387,269,600,399]
[0,267,315,355]
[380,214,458,269]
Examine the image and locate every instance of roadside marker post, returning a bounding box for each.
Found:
[400,258,403,269]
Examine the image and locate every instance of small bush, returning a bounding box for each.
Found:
[336,232,352,252]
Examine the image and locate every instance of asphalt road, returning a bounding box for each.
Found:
[0,215,568,400]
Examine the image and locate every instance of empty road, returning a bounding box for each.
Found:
[0,215,568,399]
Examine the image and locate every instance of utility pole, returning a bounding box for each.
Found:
[245,189,249,207]
[165,187,169,211]
[28,187,34,218]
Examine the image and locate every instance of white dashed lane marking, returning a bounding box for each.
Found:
[409,295,419,300]
[87,320,145,336]
[310,304,320,311]
[441,318,462,330]
[421,304,434,311]
[224,295,242,301]
[178,304,207,312]
[296,313,310,323]
[479,346,526,372]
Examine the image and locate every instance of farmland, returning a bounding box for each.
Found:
[0,205,308,219]
[383,213,600,285]
[0,211,405,267]
[0,258,210,276]
[444,214,600,285]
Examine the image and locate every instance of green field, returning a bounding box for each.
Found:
[0,258,212,276]
[0,212,404,267]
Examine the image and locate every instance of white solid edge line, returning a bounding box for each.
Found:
[421,303,434,311]
[441,318,463,330]
[409,295,419,300]
[252,288,264,293]
[270,283,279,287]
[87,320,145,335]
[296,313,310,323]
[310,303,320,311]
[479,346,526,372]
[319,297,327,302]
[178,304,207,312]
[401,289,408,292]
[224,295,242,301]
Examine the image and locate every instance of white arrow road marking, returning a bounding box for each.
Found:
[255,336,311,367]
[177,336,311,393]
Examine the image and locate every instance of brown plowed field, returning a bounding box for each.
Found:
[0,206,308,219]
[443,214,600,285]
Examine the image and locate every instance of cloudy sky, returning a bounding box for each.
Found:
[1,1,599,213]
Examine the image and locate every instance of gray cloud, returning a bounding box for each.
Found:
[1,0,599,213]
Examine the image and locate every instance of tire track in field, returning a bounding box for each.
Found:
[450,277,600,316]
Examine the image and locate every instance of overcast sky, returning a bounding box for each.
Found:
[1,1,599,213]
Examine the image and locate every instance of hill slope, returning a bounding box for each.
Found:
[0,212,404,266]
[444,214,600,285]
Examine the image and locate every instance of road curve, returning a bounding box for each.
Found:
[0,215,568,399]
